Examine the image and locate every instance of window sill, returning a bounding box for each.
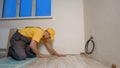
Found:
[0,16,52,21]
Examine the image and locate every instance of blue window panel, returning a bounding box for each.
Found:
[19,0,32,17]
[36,0,51,16]
[2,0,17,18]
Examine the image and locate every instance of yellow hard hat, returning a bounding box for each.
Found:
[47,28,55,40]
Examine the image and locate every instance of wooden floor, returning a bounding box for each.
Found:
[25,54,110,68]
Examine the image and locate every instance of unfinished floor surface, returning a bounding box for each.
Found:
[25,54,110,68]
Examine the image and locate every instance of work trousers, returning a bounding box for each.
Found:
[8,30,36,60]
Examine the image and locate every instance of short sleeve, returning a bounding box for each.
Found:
[32,29,44,43]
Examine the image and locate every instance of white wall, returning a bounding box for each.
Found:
[0,0,85,54]
[84,0,120,67]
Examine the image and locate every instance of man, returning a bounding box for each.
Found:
[8,26,64,60]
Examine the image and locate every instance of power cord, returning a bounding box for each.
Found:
[85,36,95,54]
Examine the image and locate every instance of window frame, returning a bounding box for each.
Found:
[0,0,52,20]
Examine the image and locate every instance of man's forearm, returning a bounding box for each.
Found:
[45,42,60,55]
[29,40,41,56]
[30,40,48,58]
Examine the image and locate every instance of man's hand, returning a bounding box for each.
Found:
[39,54,49,58]
[56,54,66,57]
[45,42,65,57]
